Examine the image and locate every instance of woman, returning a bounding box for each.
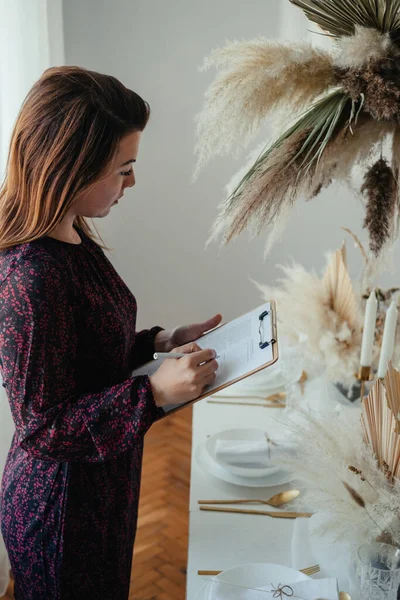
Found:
[0,66,221,599]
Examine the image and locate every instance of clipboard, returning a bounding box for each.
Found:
[132,301,278,416]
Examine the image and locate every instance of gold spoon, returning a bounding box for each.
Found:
[339,593,351,600]
[198,489,300,507]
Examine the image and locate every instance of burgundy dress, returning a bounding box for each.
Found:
[0,228,164,599]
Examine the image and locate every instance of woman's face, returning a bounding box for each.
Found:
[73,130,142,218]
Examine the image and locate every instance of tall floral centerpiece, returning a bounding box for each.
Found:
[195,0,400,259]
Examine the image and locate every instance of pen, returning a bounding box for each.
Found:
[153,352,220,360]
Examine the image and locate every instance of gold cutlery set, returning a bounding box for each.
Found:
[197,564,321,577]
[206,372,308,408]
[198,489,311,518]
[197,490,352,598]
[199,371,352,597]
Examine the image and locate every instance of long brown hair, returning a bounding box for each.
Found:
[0,66,150,250]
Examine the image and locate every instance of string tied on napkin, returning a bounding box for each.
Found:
[271,584,294,599]
[264,432,279,460]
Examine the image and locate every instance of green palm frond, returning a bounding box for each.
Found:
[229,89,353,203]
[289,0,400,38]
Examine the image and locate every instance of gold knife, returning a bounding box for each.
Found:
[200,506,312,518]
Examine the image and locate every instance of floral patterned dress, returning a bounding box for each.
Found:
[0,228,164,599]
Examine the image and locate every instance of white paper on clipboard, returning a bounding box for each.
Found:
[131,301,278,414]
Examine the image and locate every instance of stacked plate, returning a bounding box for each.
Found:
[195,428,294,488]
[214,340,305,399]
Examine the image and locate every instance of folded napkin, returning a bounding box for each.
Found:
[207,577,339,600]
[291,516,354,592]
[291,519,317,575]
[215,439,271,467]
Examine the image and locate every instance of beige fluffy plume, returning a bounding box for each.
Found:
[280,407,400,548]
[255,244,363,385]
[207,115,394,253]
[194,40,334,175]
[311,118,395,195]
[208,129,315,246]
[333,26,394,70]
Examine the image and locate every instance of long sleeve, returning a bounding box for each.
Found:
[131,326,164,369]
[0,253,163,463]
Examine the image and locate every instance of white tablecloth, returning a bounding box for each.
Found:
[186,387,361,599]
[186,398,299,599]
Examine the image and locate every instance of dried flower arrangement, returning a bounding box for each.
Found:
[195,0,400,256]
[281,363,400,548]
[255,238,400,387]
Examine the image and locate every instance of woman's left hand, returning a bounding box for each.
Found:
[154,314,222,353]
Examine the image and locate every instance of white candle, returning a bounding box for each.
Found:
[377,300,398,378]
[360,289,378,367]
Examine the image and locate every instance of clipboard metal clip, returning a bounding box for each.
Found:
[259,310,276,350]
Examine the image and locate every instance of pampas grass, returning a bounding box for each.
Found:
[207,117,393,254]
[337,55,400,122]
[196,0,400,254]
[280,407,400,546]
[254,240,400,385]
[209,129,314,245]
[194,40,335,174]
[281,364,400,547]
[314,117,394,184]
[255,248,363,386]
[206,90,352,246]
[333,26,394,69]
[362,157,397,255]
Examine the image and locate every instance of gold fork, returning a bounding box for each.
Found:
[300,564,320,576]
[197,564,320,577]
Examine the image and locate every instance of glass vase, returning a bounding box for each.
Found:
[357,542,400,600]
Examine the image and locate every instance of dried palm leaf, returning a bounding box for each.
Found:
[194,41,334,174]
[308,117,394,203]
[209,129,314,245]
[253,252,363,385]
[210,90,351,244]
[322,243,360,329]
[289,0,400,39]
[384,362,400,435]
[231,90,351,197]
[362,365,400,479]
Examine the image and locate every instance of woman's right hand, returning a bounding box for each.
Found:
[149,343,219,408]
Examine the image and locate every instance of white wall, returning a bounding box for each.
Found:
[63,0,399,330]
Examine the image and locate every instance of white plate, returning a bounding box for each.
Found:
[195,562,310,599]
[195,441,293,488]
[205,429,281,478]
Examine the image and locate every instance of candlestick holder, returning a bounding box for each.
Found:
[358,366,372,400]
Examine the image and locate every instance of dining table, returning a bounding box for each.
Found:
[186,394,318,599]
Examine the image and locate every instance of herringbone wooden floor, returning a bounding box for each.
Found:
[2,406,193,600]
